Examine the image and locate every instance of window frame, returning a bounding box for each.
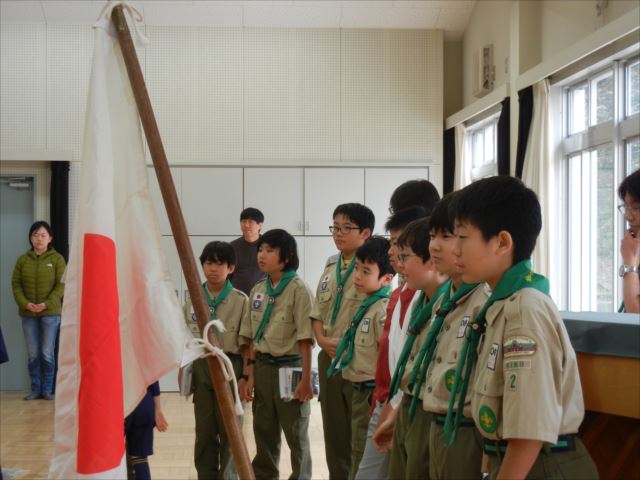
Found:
[553,52,640,312]
[466,112,500,182]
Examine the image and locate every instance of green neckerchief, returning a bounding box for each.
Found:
[327,285,392,377]
[443,260,549,446]
[330,254,357,326]
[203,280,234,320]
[253,270,298,343]
[387,281,450,401]
[618,302,625,313]
[406,282,479,420]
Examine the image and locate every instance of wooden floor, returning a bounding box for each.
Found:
[0,392,330,479]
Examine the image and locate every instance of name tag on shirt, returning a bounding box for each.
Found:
[487,343,500,370]
[361,318,371,333]
[457,316,470,338]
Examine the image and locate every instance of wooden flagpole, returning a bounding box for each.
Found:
[110,6,255,479]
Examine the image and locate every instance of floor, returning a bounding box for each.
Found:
[0,392,330,479]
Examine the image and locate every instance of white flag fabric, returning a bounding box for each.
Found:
[49,16,185,479]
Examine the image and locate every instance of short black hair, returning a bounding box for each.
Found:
[428,193,457,234]
[333,203,375,232]
[257,229,300,271]
[200,241,236,266]
[240,207,264,224]
[355,236,394,277]
[385,205,429,232]
[28,221,53,250]
[618,169,640,203]
[397,217,431,262]
[453,176,541,263]
[389,179,440,214]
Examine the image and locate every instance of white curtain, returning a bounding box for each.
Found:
[522,79,552,278]
[454,123,471,190]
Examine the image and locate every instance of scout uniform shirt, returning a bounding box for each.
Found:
[398,296,435,399]
[309,255,366,339]
[471,288,584,444]
[240,276,314,356]
[183,285,249,354]
[341,297,389,383]
[422,284,489,416]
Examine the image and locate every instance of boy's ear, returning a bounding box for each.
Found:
[381,273,394,286]
[361,228,372,240]
[495,230,514,256]
[228,264,236,275]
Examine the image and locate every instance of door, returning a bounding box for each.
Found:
[304,168,365,235]
[244,168,304,235]
[0,176,35,390]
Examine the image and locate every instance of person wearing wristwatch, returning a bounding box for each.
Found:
[618,170,640,314]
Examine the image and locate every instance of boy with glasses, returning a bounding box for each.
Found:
[617,169,640,313]
[310,203,374,479]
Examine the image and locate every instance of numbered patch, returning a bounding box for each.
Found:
[503,336,537,358]
[320,275,330,292]
[457,316,470,338]
[252,293,264,309]
[361,318,371,333]
[508,373,517,391]
[487,343,500,370]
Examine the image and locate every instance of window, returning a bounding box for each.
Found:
[468,113,499,181]
[558,56,640,312]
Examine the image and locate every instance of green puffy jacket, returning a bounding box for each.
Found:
[12,248,66,317]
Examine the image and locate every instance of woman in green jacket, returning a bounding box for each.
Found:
[11,221,66,400]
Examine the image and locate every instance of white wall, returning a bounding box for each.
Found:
[1,25,443,165]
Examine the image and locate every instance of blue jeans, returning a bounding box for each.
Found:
[22,316,60,394]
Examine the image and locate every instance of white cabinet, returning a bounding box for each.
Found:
[304,168,365,235]
[147,167,181,236]
[302,236,340,294]
[244,168,304,235]
[181,168,243,236]
[364,167,430,235]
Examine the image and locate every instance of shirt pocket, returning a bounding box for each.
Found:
[270,312,295,342]
[472,360,504,440]
[318,291,333,304]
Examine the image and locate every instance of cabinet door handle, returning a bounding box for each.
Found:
[305,221,310,232]
[298,221,303,233]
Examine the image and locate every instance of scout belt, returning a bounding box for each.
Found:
[434,414,475,427]
[351,380,375,391]
[256,352,301,365]
[483,434,576,456]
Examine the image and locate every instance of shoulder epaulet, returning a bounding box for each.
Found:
[231,288,249,299]
[325,254,340,267]
[253,277,267,287]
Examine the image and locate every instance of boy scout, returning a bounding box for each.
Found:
[376,218,448,480]
[240,229,314,480]
[447,176,598,479]
[310,203,374,480]
[416,194,488,480]
[327,236,394,480]
[183,241,249,480]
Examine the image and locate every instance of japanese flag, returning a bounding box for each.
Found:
[48,15,184,479]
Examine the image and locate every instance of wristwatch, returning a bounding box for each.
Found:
[619,264,639,277]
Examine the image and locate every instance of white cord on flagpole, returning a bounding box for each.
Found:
[97,0,150,45]
[186,320,245,416]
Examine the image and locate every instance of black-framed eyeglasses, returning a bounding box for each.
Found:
[617,204,640,215]
[397,253,418,264]
[329,225,362,235]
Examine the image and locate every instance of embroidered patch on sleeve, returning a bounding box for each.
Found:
[252,293,264,310]
[487,343,500,370]
[320,275,330,291]
[504,359,531,370]
[503,336,537,358]
[457,316,470,338]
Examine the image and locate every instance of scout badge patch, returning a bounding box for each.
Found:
[478,405,497,433]
[320,275,330,292]
[503,336,537,358]
[253,293,264,309]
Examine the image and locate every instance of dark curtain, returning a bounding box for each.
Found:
[443,127,456,194]
[497,97,511,175]
[50,161,70,261]
[515,86,534,179]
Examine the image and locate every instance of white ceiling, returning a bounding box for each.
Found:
[0,0,476,40]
